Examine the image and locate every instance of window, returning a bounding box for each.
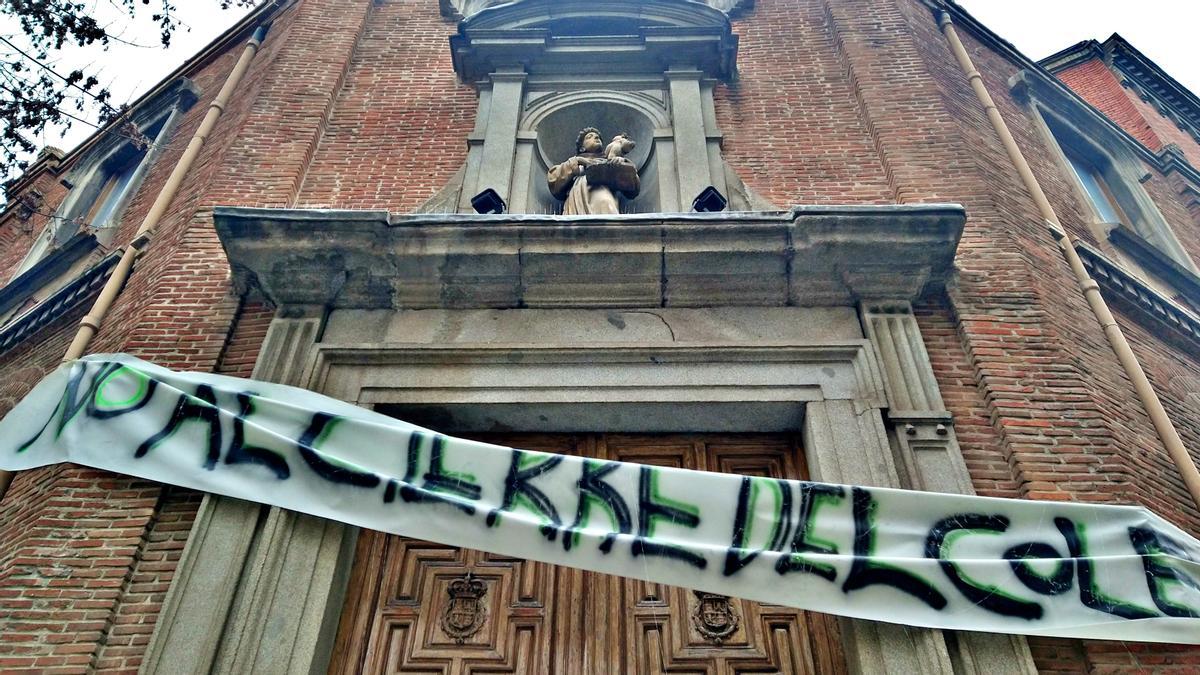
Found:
[57,114,168,239]
[80,139,153,233]
[8,80,195,282]
[1062,146,1127,226]
[1039,110,1198,272]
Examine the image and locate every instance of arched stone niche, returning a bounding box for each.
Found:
[521,94,665,214]
[445,0,767,215]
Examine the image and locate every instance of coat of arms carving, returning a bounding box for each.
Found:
[441,573,487,644]
[692,590,740,644]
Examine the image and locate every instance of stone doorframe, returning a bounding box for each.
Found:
[143,309,1034,675]
[143,204,1034,674]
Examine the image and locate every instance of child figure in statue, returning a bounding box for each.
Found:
[547,128,640,215]
[605,132,635,161]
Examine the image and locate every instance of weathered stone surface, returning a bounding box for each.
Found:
[449,0,739,81]
[214,204,965,311]
[441,0,752,22]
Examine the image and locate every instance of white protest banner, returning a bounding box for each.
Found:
[1,355,1198,643]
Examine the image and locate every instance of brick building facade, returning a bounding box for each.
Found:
[1,0,1198,672]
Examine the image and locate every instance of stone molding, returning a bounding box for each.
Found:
[449,0,738,82]
[213,204,965,311]
[0,244,114,355]
[142,314,357,675]
[1108,225,1200,303]
[861,302,974,494]
[306,340,887,410]
[860,302,1036,672]
[1077,240,1200,348]
[441,0,754,21]
[197,200,997,673]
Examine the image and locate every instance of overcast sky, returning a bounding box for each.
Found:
[956,0,1200,96]
[3,3,254,156]
[8,0,1200,157]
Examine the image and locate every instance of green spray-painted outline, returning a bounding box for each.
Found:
[509,491,555,528]
[568,459,627,549]
[742,478,785,551]
[308,416,381,476]
[803,491,841,554]
[1008,550,1068,586]
[1076,521,1157,617]
[22,362,121,449]
[645,466,700,539]
[783,489,842,577]
[518,450,553,471]
[1145,551,1200,617]
[93,365,150,410]
[941,528,1035,607]
[426,437,477,493]
[489,452,561,529]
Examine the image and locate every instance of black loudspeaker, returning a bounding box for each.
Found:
[692,186,728,212]
[471,188,507,214]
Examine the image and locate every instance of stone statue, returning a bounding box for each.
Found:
[547,128,640,215]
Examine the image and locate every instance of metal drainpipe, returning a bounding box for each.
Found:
[936,10,1200,511]
[0,25,271,505]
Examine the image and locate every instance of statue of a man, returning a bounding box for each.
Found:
[547,128,640,215]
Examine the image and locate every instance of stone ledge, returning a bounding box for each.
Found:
[1076,241,1200,348]
[0,248,119,354]
[213,205,965,311]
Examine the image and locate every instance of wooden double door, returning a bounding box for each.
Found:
[329,434,846,674]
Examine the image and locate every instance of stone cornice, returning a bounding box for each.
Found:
[1102,35,1200,147]
[1038,34,1200,150]
[1009,69,1200,189]
[0,248,119,354]
[1075,241,1200,349]
[213,205,965,311]
[1038,39,1106,74]
[0,232,98,316]
[440,0,753,21]
[449,0,738,81]
[924,3,1200,190]
[1033,36,1200,185]
[1108,225,1200,304]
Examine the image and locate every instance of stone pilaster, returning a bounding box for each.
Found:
[859,301,1037,675]
[142,311,356,675]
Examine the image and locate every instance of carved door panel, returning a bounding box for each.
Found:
[330,434,846,675]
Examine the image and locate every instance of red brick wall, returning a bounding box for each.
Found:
[216,301,274,378]
[0,3,314,672]
[90,487,202,673]
[1056,58,1161,151]
[297,0,475,210]
[0,304,166,674]
[1124,85,1200,170]
[897,2,1200,669]
[915,301,1021,498]
[2,0,1200,671]
[715,0,893,206]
